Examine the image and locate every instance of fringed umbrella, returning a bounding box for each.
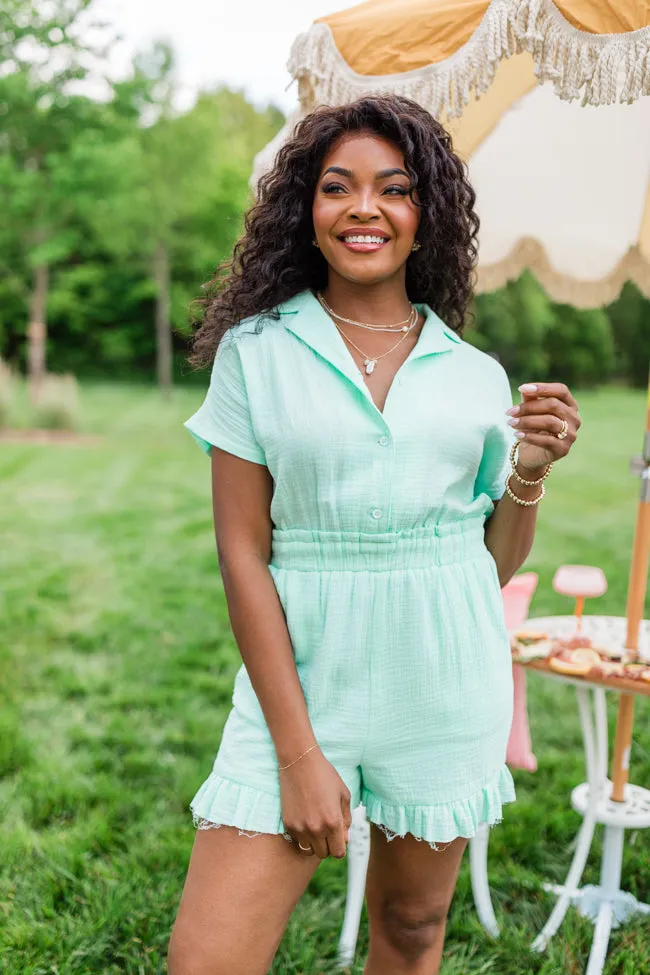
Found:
[254,1,650,303]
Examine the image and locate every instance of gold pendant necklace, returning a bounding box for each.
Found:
[334,307,417,374]
[316,292,414,332]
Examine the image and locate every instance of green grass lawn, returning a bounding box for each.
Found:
[1,382,649,975]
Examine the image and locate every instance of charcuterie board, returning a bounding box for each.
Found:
[511,616,650,697]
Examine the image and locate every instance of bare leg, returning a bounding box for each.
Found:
[364,826,468,975]
[168,827,320,975]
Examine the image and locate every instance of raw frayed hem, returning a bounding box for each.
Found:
[192,813,293,843]
[373,816,504,852]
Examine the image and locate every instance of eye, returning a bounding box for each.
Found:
[322,182,346,193]
[383,185,410,196]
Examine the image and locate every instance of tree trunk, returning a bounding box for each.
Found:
[27,262,49,402]
[154,242,173,397]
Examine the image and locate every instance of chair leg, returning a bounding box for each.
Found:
[470,823,500,938]
[338,804,371,968]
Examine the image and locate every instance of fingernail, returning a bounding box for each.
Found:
[506,406,520,416]
[507,417,520,427]
[518,384,537,393]
[514,431,526,439]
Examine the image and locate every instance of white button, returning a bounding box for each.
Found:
[378,436,390,446]
[371,509,382,520]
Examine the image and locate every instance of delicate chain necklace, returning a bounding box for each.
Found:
[316,291,414,332]
[334,306,418,375]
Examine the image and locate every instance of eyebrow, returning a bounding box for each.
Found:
[322,166,409,180]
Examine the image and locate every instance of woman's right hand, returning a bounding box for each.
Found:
[280,747,352,859]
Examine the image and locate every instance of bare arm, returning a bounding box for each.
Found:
[484,468,543,588]
[211,446,316,764]
[210,446,351,858]
[485,382,581,587]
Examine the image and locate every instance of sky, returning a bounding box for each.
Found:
[92,0,350,114]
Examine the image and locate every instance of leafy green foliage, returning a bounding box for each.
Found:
[546,305,615,387]
[607,282,650,389]
[0,2,283,382]
[471,272,623,387]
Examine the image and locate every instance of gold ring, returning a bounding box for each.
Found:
[298,842,313,852]
[557,419,569,440]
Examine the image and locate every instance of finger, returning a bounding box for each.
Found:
[508,397,571,418]
[294,832,315,857]
[308,830,330,860]
[510,401,581,435]
[515,431,572,456]
[326,824,347,860]
[341,793,352,843]
[518,383,578,410]
[511,414,571,437]
[341,788,352,820]
[342,802,352,834]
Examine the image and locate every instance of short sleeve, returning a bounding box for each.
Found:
[474,365,516,501]
[184,334,267,465]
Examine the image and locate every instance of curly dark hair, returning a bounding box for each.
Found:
[190,94,479,367]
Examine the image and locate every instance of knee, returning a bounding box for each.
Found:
[379,897,448,963]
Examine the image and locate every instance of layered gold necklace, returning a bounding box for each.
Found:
[316,292,418,376]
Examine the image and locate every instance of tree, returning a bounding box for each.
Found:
[0,0,115,396]
[546,305,615,386]
[472,271,554,380]
[607,282,650,388]
[89,59,284,394]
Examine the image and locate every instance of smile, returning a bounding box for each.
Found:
[337,234,390,252]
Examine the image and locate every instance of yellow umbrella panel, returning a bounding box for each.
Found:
[290,0,650,117]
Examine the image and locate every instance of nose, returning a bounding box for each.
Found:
[348,187,381,222]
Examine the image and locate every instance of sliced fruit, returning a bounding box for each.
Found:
[548,647,601,676]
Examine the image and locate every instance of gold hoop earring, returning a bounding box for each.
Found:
[411,241,421,252]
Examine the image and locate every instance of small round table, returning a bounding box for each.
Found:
[515,615,650,975]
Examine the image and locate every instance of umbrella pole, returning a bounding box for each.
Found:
[610,377,650,802]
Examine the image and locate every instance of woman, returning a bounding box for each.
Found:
[168,94,580,974]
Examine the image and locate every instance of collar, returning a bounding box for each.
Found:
[277,289,460,389]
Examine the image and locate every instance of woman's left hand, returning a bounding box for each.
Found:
[506,382,581,471]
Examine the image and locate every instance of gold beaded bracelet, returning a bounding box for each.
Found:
[509,441,553,487]
[505,473,546,507]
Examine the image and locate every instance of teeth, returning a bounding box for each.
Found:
[342,235,387,244]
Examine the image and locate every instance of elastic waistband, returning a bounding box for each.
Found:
[269,520,487,572]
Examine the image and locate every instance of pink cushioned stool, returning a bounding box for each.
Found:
[504,571,539,772]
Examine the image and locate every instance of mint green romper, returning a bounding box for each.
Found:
[184,288,516,845]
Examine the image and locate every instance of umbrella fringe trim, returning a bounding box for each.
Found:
[287,0,650,119]
[477,239,650,308]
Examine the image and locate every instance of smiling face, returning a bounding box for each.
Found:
[311,131,421,287]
